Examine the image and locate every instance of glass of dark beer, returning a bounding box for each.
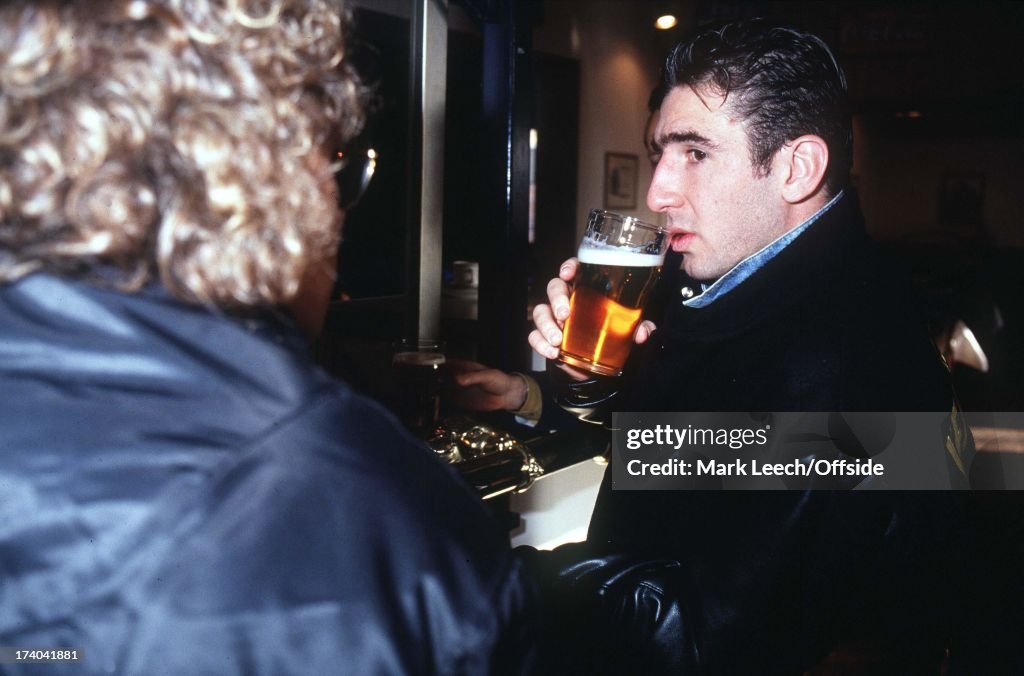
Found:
[391,339,446,437]
[558,210,668,377]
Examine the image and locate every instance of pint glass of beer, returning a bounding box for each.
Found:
[391,339,446,437]
[558,210,668,377]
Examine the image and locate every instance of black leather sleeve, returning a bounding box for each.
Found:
[519,543,695,675]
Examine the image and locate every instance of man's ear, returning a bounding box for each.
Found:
[777,135,829,204]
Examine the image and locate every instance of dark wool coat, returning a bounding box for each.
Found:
[548,193,983,674]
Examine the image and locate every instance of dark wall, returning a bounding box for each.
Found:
[530,51,580,306]
[336,9,410,299]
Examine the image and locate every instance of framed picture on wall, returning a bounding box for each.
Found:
[604,152,638,210]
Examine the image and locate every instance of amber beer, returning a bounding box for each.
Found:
[558,211,668,377]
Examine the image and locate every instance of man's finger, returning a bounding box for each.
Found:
[558,257,579,281]
[528,329,561,360]
[445,357,485,374]
[532,304,563,346]
[546,277,571,322]
[556,362,591,382]
[454,370,490,387]
[634,320,658,344]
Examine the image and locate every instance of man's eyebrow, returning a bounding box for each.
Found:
[654,130,719,152]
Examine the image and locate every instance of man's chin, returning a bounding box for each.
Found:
[680,258,718,283]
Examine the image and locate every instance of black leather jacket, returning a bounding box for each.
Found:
[0,274,537,675]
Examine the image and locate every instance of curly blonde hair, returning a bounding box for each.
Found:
[0,0,362,308]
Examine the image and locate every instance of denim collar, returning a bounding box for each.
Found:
[682,191,844,308]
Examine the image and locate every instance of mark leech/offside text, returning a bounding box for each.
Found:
[626,458,885,478]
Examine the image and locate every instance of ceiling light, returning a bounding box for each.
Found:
[655,14,677,30]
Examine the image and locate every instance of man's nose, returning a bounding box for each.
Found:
[646,159,681,213]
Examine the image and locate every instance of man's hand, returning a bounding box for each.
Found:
[528,258,578,361]
[527,257,658,373]
[447,359,528,412]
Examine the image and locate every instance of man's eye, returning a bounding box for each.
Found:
[687,149,707,162]
[647,151,662,168]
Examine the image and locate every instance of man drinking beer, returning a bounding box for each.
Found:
[526,20,999,673]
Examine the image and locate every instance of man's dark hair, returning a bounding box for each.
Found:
[664,20,852,195]
[648,78,669,114]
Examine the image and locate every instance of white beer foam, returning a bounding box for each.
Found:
[393,351,446,366]
[577,245,663,267]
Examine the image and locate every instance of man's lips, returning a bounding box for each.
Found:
[669,230,695,252]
